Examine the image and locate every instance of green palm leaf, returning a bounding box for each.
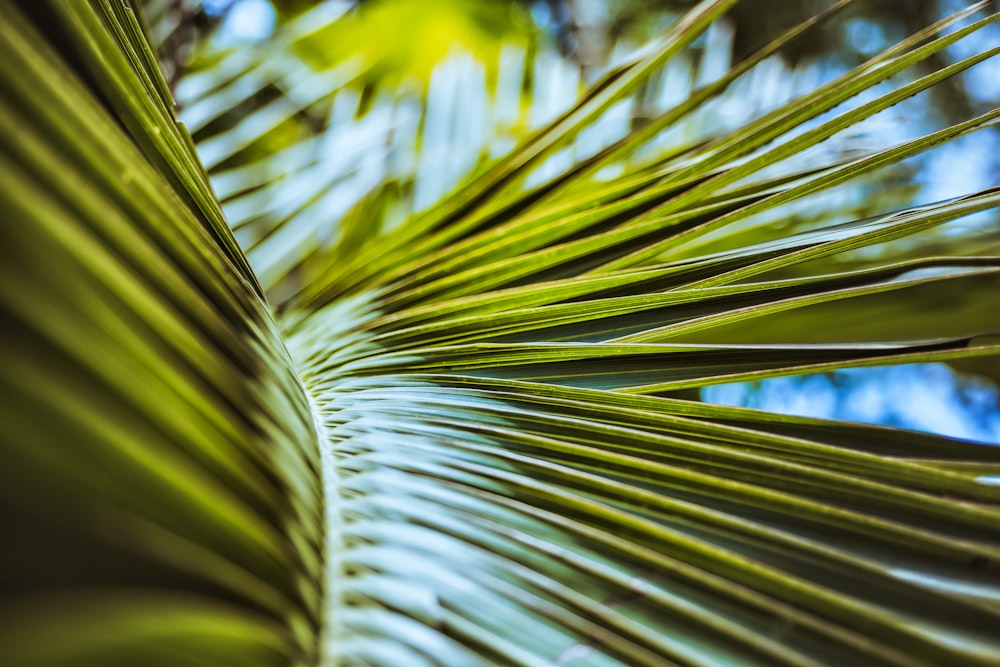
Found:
[2,1,1000,665]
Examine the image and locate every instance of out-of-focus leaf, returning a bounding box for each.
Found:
[0,2,321,664]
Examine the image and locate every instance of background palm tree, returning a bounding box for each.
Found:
[2,0,1000,665]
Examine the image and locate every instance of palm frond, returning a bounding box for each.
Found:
[3,0,1000,665]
